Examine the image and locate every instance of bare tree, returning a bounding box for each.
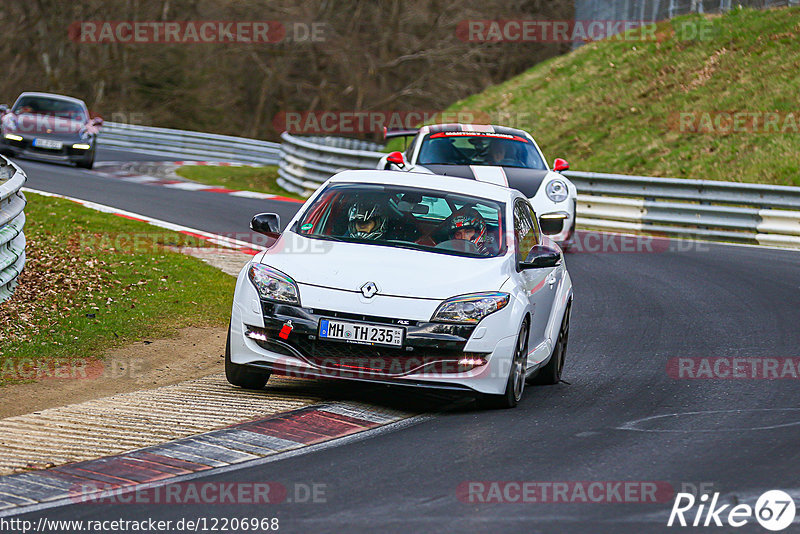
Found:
[0,0,573,140]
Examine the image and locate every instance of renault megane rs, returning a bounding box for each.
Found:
[227,169,573,408]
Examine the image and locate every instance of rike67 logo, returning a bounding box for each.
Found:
[668,490,796,531]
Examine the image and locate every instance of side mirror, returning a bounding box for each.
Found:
[386,151,406,169]
[251,213,281,239]
[91,116,104,126]
[520,244,561,269]
[553,158,569,172]
[0,104,7,114]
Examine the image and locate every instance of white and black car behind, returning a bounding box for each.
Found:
[377,123,577,248]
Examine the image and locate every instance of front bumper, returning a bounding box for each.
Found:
[229,295,518,395]
[532,198,577,246]
[0,136,93,164]
[538,211,575,245]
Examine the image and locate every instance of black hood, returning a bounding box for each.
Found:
[421,164,550,198]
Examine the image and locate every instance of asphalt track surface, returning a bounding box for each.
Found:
[16,148,301,238]
[11,150,800,533]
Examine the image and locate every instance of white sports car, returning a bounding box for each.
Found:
[377,124,577,248]
[227,169,573,408]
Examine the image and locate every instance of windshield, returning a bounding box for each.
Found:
[294,183,507,258]
[12,96,87,121]
[417,132,547,170]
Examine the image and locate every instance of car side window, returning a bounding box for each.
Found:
[405,135,418,161]
[525,202,542,244]
[514,200,538,264]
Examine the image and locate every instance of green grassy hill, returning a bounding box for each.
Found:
[448,7,800,186]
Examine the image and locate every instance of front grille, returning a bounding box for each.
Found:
[30,146,65,155]
[304,308,421,327]
[540,217,565,235]
[246,324,480,377]
[293,336,467,375]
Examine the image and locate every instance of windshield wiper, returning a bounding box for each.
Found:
[301,234,350,243]
[382,240,431,252]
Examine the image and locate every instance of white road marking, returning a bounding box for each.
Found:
[21,187,261,252]
[618,408,800,433]
[229,190,277,199]
[162,182,214,191]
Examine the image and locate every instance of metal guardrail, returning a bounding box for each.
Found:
[574,0,800,49]
[277,132,384,194]
[278,132,800,249]
[0,157,27,302]
[567,171,800,248]
[98,122,282,165]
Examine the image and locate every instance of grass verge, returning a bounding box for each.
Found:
[175,165,305,199]
[0,192,236,386]
[443,7,800,186]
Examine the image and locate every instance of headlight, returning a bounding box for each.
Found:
[546,179,569,203]
[72,143,91,150]
[431,292,509,324]
[248,264,300,305]
[4,133,22,142]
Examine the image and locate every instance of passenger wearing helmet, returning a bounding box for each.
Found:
[347,200,388,240]
[448,207,488,253]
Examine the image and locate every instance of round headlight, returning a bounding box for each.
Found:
[546,179,569,203]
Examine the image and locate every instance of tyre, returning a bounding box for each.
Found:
[75,149,95,169]
[225,323,270,389]
[531,303,571,385]
[478,320,529,409]
[76,153,94,169]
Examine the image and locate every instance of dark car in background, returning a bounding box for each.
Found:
[0,92,102,169]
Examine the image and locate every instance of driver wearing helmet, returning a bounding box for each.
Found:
[347,199,388,240]
[487,138,518,166]
[448,207,488,253]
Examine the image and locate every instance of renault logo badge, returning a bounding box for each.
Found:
[360,282,378,298]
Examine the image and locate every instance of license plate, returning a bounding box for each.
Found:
[319,319,404,347]
[32,138,62,150]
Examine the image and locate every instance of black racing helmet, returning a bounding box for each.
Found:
[348,200,387,240]
[448,207,487,248]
